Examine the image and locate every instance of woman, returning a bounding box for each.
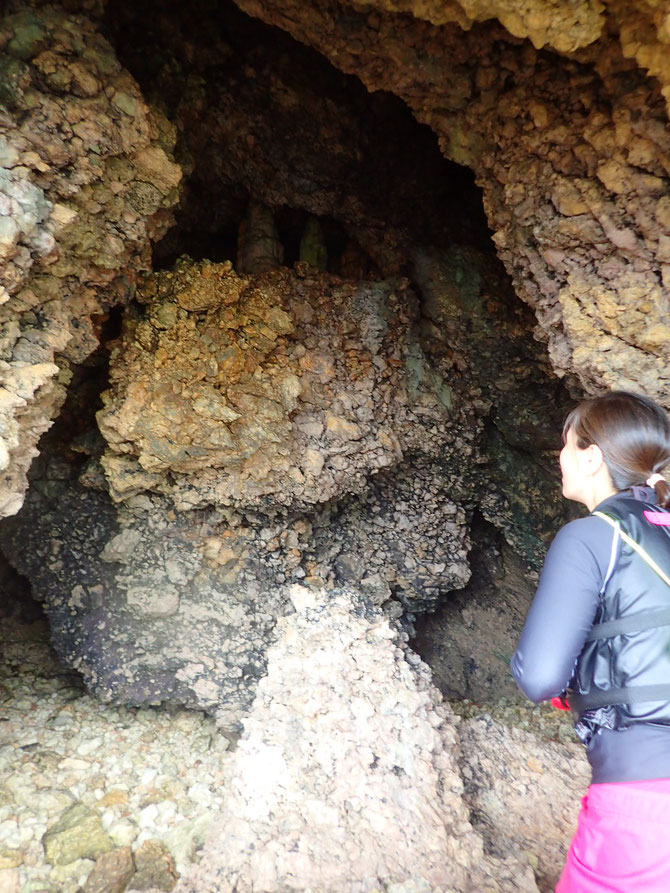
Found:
[511,390,670,892]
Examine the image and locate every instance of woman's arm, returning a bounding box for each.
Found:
[511,520,610,703]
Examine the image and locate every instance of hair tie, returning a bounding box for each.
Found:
[647,473,665,488]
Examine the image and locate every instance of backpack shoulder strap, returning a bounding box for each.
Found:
[592,510,670,589]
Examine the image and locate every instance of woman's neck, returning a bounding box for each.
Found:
[585,478,618,512]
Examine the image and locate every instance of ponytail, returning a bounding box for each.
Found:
[650,477,670,509]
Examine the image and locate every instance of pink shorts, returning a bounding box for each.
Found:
[556,779,670,892]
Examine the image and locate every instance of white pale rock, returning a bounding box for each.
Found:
[126,585,180,618]
[175,587,537,893]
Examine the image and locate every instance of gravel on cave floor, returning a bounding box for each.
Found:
[0,611,577,891]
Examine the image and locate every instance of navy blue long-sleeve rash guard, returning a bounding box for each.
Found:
[511,489,670,784]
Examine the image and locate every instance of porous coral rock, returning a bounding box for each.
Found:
[0,479,293,730]
[0,244,571,721]
[97,259,449,512]
[608,0,670,115]
[412,517,538,701]
[318,456,473,613]
[347,0,605,53]
[0,6,181,518]
[0,225,578,723]
[175,585,538,893]
[0,258,479,719]
[231,0,670,408]
[282,0,670,116]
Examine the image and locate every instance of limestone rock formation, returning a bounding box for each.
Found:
[237,201,284,275]
[0,260,468,723]
[0,245,571,722]
[0,482,290,731]
[412,517,538,701]
[2,2,666,888]
[231,0,670,408]
[0,6,181,517]
[96,259,439,512]
[175,585,539,893]
[608,1,670,114]
[0,0,607,734]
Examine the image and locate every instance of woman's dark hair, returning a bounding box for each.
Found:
[563,391,670,508]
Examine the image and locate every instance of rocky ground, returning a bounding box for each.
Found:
[0,606,231,893]
[0,592,586,893]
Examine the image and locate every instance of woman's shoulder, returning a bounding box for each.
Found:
[550,514,618,568]
[554,513,608,543]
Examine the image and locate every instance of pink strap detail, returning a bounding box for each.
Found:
[644,510,670,526]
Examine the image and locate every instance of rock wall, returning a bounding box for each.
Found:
[0,261,472,724]
[3,0,666,530]
[412,516,538,701]
[607,0,670,114]
[4,4,659,888]
[2,577,590,893]
[231,0,670,408]
[0,247,570,721]
[8,0,650,726]
[97,260,433,511]
[458,713,590,892]
[0,6,181,517]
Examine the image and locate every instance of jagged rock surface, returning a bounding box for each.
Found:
[2,6,656,889]
[458,714,591,892]
[0,6,181,517]
[0,263,469,724]
[412,517,538,701]
[231,0,670,407]
[175,585,539,893]
[0,243,573,722]
[231,0,670,113]
[97,259,449,511]
[96,251,570,556]
[0,483,293,732]
[1,569,592,893]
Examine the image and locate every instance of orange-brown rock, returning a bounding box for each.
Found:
[98,259,426,511]
[0,6,181,517]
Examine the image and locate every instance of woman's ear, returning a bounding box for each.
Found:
[584,443,606,476]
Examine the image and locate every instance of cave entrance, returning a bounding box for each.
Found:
[101,0,576,586]
[0,0,575,723]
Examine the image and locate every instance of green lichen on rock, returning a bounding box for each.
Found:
[42,803,113,866]
[5,11,47,61]
[0,56,30,109]
[405,339,454,411]
[413,245,574,567]
[481,426,576,569]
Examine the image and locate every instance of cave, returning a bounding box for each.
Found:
[1,0,669,890]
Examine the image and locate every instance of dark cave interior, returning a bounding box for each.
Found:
[103,0,495,277]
